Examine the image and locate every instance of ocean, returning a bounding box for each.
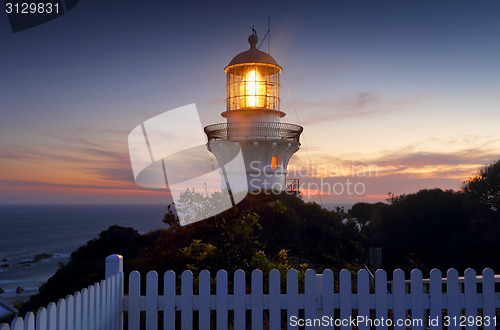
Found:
[0,204,168,305]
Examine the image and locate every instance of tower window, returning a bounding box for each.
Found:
[271,156,278,169]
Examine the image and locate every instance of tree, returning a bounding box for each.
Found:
[364,189,481,272]
[463,160,500,212]
[348,202,386,229]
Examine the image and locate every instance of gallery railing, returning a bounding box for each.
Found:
[204,122,303,142]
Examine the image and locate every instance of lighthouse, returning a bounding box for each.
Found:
[204,30,303,194]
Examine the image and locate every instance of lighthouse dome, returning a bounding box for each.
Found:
[226,32,281,69]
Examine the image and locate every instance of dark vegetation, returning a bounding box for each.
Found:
[20,160,500,316]
[355,160,500,274]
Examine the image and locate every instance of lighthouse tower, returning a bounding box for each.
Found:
[204,31,302,193]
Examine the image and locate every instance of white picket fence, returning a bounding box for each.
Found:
[0,255,124,330]
[2,254,499,329]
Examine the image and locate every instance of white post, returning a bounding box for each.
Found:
[105,254,123,279]
[105,254,124,330]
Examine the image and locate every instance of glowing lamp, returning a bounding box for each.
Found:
[240,69,266,108]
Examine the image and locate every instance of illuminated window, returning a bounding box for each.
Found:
[271,156,278,169]
[225,63,281,111]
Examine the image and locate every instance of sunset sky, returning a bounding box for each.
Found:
[1,0,499,207]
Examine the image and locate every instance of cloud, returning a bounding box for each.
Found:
[370,147,499,177]
[284,132,500,207]
[0,142,129,169]
[0,129,135,189]
[0,178,173,205]
[0,179,136,190]
[85,166,136,185]
[301,133,499,172]
[286,139,499,206]
[285,91,425,125]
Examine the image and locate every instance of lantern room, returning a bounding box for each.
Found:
[223,31,285,120]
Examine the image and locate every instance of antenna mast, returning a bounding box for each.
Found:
[268,16,271,54]
[257,16,271,53]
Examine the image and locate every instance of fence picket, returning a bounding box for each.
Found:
[56,298,66,330]
[163,271,176,329]
[286,269,299,329]
[339,269,352,330]
[107,276,113,330]
[482,268,495,329]
[251,270,264,330]
[65,295,74,330]
[392,269,406,330]
[322,269,335,330]
[146,271,158,329]
[446,268,460,330]
[128,271,140,330]
[315,274,323,321]
[110,276,116,330]
[216,270,228,330]
[93,283,100,330]
[464,268,477,330]
[10,318,22,330]
[117,272,124,330]
[99,280,106,330]
[304,269,316,329]
[199,270,211,330]
[181,270,193,329]
[36,307,47,330]
[81,288,88,330]
[234,270,246,329]
[47,302,57,330]
[410,269,424,330]
[375,270,388,330]
[73,292,81,330]
[429,269,442,329]
[24,312,35,330]
[269,269,281,329]
[87,285,94,330]
[0,324,10,330]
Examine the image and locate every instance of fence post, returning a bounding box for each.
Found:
[105,254,123,279]
[105,254,124,330]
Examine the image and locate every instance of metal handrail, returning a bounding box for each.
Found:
[204,122,303,142]
[286,178,300,195]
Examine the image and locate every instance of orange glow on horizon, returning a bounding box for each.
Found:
[3,182,171,197]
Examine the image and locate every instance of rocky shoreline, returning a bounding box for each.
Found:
[0,253,67,305]
[17,253,55,267]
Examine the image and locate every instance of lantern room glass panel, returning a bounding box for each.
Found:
[225,63,281,112]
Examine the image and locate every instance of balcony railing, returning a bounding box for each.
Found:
[204,122,303,142]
